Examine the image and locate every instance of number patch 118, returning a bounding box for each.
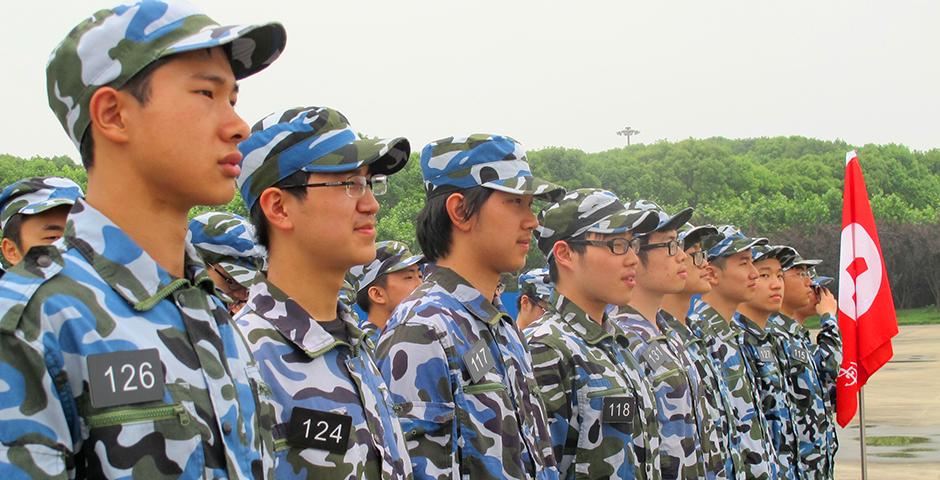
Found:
[87,349,165,408]
[288,407,353,453]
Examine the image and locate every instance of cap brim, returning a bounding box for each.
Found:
[680,225,719,249]
[788,259,823,269]
[300,137,411,175]
[656,207,694,233]
[629,211,662,236]
[165,22,287,80]
[482,176,565,202]
[385,254,425,274]
[730,236,768,255]
[218,261,262,288]
[813,276,834,287]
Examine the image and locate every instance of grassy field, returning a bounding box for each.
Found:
[803,306,940,329]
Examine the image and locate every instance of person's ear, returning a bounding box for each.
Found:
[519,294,532,314]
[1,238,23,266]
[368,285,387,306]
[445,192,474,233]
[87,86,131,145]
[705,264,720,286]
[259,188,295,235]
[553,241,576,272]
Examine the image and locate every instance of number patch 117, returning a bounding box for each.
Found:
[288,407,353,453]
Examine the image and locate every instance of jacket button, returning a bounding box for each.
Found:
[222,422,233,435]
[36,255,52,268]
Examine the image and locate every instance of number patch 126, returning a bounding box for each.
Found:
[288,407,353,453]
[87,349,165,409]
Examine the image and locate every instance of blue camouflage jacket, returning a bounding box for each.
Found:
[234,277,413,479]
[375,266,558,480]
[0,199,273,479]
[609,306,706,480]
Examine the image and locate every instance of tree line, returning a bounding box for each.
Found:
[4,136,939,308]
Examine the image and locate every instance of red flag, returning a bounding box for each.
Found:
[836,150,899,427]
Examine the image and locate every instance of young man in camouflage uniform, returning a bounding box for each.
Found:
[188,211,267,315]
[688,225,778,480]
[348,240,424,345]
[516,267,552,330]
[234,106,414,479]
[608,201,710,480]
[375,134,563,480]
[0,176,83,267]
[770,254,840,479]
[525,188,661,480]
[736,245,801,479]
[0,2,285,477]
[660,223,742,480]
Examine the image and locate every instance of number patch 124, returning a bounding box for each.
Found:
[288,407,353,453]
[87,349,165,409]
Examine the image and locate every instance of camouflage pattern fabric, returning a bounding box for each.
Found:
[420,134,564,201]
[518,267,553,305]
[188,211,267,288]
[703,225,768,260]
[0,176,83,231]
[0,199,274,478]
[622,200,693,234]
[734,313,798,479]
[233,277,413,479]
[524,293,661,480]
[768,313,833,480]
[46,0,286,149]
[534,189,659,257]
[347,241,424,295]
[609,306,706,480]
[687,297,778,480]
[237,106,410,212]
[810,312,842,474]
[656,310,740,480]
[374,266,558,480]
[677,223,719,251]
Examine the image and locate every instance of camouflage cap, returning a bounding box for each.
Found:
[677,222,719,250]
[704,225,769,259]
[811,275,834,288]
[420,134,564,201]
[47,0,287,150]
[535,188,660,256]
[781,248,823,271]
[625,199,694,235]
[187,211,266,287]
[347,241,424,294]
[518,267,553,305]
[0,176,84,231]
[751,244,797,265]
[237,106,410,212]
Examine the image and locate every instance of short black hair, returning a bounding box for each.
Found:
[547,236,588,284]
[1,213,24,249]
[356,274,389,313]
[637,234,653,267]
[709,255,728,270]
[79,56,177,170]
[416,187,493,263]
[248,170,311,248]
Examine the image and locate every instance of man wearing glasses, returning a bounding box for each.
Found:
[525,189,661,480]
[688,225,778,480]
[188,211,267,315]
[233,106,415,478]
[769,252,841,479]
[608,200,710,480]
[660,223,743,480]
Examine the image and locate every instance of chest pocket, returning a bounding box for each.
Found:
[79,382,205,478]
[575,380,639,480]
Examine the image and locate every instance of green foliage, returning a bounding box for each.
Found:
[5,136,940,306]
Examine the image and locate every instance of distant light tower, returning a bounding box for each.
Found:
[617,126,640,146]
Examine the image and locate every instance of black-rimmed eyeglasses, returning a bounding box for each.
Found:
[566,237,642,256]
[640,239,681,256]
[281,174,388,198]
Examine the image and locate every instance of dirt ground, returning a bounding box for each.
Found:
[828,324,940,479]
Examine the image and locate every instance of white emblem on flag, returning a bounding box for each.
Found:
[838,223,883,320]
[839,361,859,387]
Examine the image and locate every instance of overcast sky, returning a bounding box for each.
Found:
[4,1,938,160]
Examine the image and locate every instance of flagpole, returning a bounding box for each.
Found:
[859,387,868,480]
